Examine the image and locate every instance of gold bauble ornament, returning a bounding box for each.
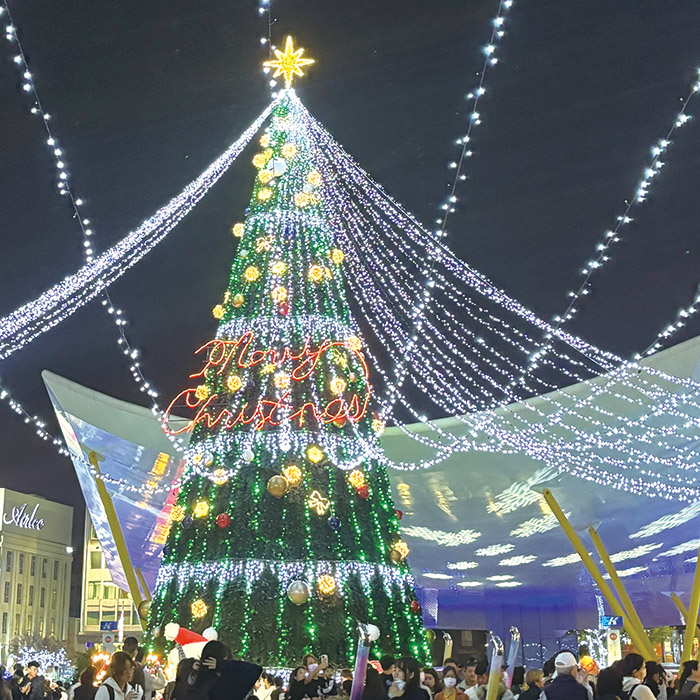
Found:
[227,374,243,392]
[211,468,229,486]
[195,384,210,400]
[317,575,337,596]
[282,465,303,488]
[252,153,267,169]
[244,266,260,282]
[271,261,288,276]
[212,305,225,320]
[346,336,362,352]
[390,540,410,562]
[307,264,324,283]
[273,372,291,390]
[191,598,208,618]
[330,377,347,395]
[347,469,366,489]
[271,286,288,303]
[331,248,345,264]
[286,580,311,605]
[232,223,245,238]
[232,293,245,308]
[193,500,210,518]
[137,599,151,621]
[282,143,298,158]
[426,629,436,644]
[170,505,185,522]
[267,475,289,498]
[306,445,324,463]
[258,170,273,184]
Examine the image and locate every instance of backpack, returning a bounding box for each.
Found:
[101,687,115,700]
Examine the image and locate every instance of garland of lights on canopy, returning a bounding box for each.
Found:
[0,20,699,508]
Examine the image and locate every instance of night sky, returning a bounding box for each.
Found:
[1,0,699,547]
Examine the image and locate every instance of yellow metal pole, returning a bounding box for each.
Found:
[682,544,700,663]
[135,567,152,601]
[86,449,147,630]
[671,593,700,656]
[542,489,652,657]
[485,634,504,700]
[588,527,655,659]
[442,632,453,665]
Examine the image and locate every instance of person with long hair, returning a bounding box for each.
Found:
[163,659,197,700]
[388,658,427,700]
[286,668,310,700]
[361,667,386,700]
[433,667,465,700]
[184,640,261,700]
[596,667,625,700]
[422,670,441,699]
[643,661,667,699]
[94,652,141,700]
[72,669,97,700]
[517,670,544,700]
[621,654,655,700]
[679,660,700,695]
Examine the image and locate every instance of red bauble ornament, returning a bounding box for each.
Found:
[216,513,231,528]
[395,509,403,520]
[409,600,421,614]
[279,302,290,316]
[356,485,370,500]
[334,417,347,428]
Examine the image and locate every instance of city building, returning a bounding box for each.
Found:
[0,488,73,665]
[78,515,141,646]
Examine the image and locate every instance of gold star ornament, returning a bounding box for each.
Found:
[264,36,315,89]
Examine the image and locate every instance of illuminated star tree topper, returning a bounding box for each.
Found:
[263,35,315,88]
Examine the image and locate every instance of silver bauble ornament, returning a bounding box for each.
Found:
[286,580,311,605]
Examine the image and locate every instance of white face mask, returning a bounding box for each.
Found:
[444,678,457,688]
[308,664,318,673]
[394,680,406,691]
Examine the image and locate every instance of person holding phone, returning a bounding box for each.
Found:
[94,652,142,700]
[301,655,328,699]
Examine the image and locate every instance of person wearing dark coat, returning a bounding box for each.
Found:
[73,669,98,700]
[185,642,261,700]
[21,662,46,700]
[542,653,587,700]
[517,670,545,700]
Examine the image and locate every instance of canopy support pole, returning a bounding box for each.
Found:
[681,544,700,663]
[588,527,655,659]
[542,489,652,658]
[86,448,147,630]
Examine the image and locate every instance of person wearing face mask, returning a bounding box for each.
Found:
[301,655,328,699]
[388,658,428,700]
[433,668,466,700]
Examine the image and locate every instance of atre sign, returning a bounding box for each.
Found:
[3,503,44,530]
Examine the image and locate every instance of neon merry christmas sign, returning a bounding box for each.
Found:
[163,331,371,434]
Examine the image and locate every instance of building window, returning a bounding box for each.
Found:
[51,590,57,608]
[41,559,47,579]
[90,551,102,569]
[1,613,7,634]
[16,584,22,606]
[87,583,100,600]
[19,553,24,575]
[40,588,45,608]
[6,551,12,573]
[50,619,56,636]
[86,610,100,626]
[53,561,58,581]
[103,584,118,600]
[101,609,116,622]
[30,556,36,576]
[29,586,34,607]
[14,614,20,636]
[3,582,10,604]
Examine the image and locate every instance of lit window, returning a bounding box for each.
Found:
[40,588,45,608]
[41,559,47,579]
[30,556,36,576]
[6,551,12,573]
[3,582,10,604]
[16,584,22,605]
[53,561,59,580]
[19,554,24,575]
[29,586,34,607]
[1,613,7,635]
[90,551,102,569]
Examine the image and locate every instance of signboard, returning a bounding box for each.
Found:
[102,633,115,653]
[3,502,44,530]
[607,630,622,663]
[0,489,72,545]
[600,615,624,628]
[100,621,118,631]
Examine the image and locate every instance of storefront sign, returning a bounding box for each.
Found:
[3,502,45,530]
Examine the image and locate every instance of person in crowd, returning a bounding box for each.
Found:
[388,658,427,700]
[341,681,353,699]
[422,670,442,698]
[363,667,387,700]
[300,654,328,699]
[121,641,146,698]
[433,666,465,700]
[21,662,46,700]
[11,665,26,700]
[442,662,459,678]
[540,652,587,700]
[622,653,656,700]
[319,668,337,698]
[163,658,196,700]
[679,661,700,696]
[644,661,668,700]
[516,670,544,700]
[0,667,12,700]
[596,667,625,700]
[72,669,97,700]
[94,652,141,700]
[464,661,515,700]
[270,678,283,700]
[122,640,165,700]
[380,659,396,696]
[255,675,275,700]
[288,668,311,700]
[510,669,525,697]
[458,661,477,693]
[183,640,261,700]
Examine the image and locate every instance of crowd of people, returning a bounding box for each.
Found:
[4,643,700,700]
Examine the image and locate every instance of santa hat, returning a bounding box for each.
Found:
[164,623,218,658]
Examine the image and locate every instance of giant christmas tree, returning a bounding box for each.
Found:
[148,39,429,666]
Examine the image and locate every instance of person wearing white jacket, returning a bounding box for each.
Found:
[94,653,143,700]
[621,653,656,700]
